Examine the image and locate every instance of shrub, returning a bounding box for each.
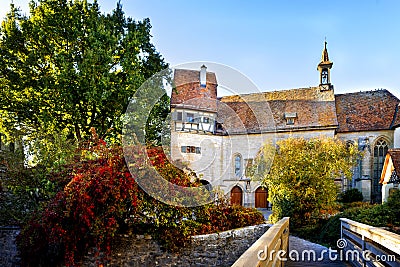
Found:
[318,191,400,247]
[338,188,363,203]
[17,136,265,266]
[257,137,360,228]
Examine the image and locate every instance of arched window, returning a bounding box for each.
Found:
[321,68,328,84]
[373,139,389,202]
[234,154,242,177]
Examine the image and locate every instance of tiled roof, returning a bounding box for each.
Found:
[171,69,217,107]
[388,149,400,173]
[218,87,338,133]
[335,90,400,132]
[390,104,400,129]
[171,68,400,134]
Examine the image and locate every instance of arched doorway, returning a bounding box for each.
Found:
[255,187,268,208]
[230,186,242,206]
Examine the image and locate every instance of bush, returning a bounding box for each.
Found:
[318,191,400,247]
[257,137,360,228]
[17,137,265,266]
[338,188,363,203]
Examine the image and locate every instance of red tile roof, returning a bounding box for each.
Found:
[388,149,400,173]
[335,90,400,132]
[171,68,400,134]
[171,69,217,108]
[219,87,338,133]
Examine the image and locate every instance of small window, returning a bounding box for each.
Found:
[321,69,328,84]
[186,113,194,123]
[202,117,210,123]
[181,146,201,154]
[286,118,295,125]
[177,112,183,121]
[284,112,297,125]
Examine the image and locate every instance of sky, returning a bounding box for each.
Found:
[1,0,400,98]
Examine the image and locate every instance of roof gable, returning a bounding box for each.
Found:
[171,69,217,107]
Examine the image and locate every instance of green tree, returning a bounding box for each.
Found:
[0,0,168,146]
[255,137,360,227]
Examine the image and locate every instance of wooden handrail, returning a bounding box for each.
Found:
[232,217,290,267]
[340,218,400,267]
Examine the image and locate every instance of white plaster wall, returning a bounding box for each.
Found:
[394,127,400,148]
[171,128,337,207]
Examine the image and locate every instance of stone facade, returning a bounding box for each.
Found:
[81,224,270,267]
[170,43,400,205]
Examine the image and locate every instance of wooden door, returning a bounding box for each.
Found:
[255,187,268,208]
[230,186,242,206]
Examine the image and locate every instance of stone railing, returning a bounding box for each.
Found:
[340,218,400,267]
[231,217,290,267]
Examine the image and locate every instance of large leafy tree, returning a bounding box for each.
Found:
[255,137,360,227]
[0,0,167,145]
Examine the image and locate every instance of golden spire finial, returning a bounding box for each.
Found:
[321,39,329,62]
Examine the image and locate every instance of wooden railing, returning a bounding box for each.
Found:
[340,218,400,267]
[232,217,290,267]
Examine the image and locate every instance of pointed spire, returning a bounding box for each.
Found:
[321,40,330,63]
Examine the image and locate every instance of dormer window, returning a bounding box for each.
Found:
[286,118,295,125]
[284,112,297,125]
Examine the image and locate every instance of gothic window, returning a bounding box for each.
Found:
[245,159,253,176]
[234,154,243,177]
[373,139,389,201]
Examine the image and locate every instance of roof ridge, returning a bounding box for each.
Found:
[221,86,321,100]
[335,88,391,96]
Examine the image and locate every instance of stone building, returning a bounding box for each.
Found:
[170,42,400,206]
[379,149,400,202]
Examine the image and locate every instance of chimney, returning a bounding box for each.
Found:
[200,65,207,88]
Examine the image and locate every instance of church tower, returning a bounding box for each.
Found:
[317,41,333,91]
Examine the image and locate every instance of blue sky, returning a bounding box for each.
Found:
[1,0,400,97]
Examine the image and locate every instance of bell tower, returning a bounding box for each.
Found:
[317,40,333,91]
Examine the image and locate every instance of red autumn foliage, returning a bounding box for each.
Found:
[17,136,264,266]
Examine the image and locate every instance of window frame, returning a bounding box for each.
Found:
[234,154,243,177]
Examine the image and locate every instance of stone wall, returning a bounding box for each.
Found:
[0,227,20,267]
[83,223,270,267]
[0,224,269,267]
